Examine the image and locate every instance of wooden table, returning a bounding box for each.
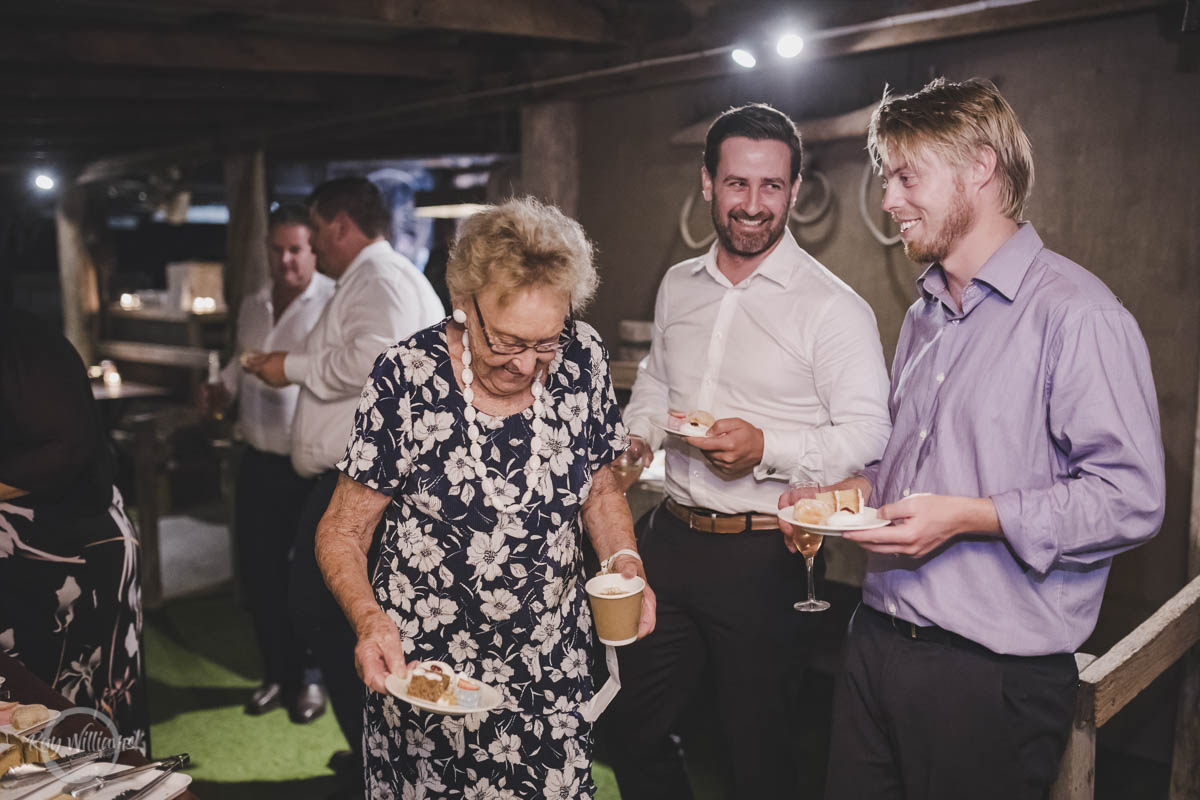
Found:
[0,651,199,798]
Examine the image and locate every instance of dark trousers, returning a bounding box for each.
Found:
[826,604,1078,800]
[605,502,818,800]
[288,470,366,756]
[234,446,317,690]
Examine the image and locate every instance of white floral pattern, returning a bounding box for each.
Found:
[338,320,628,798]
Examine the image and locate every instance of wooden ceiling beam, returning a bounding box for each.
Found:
[0,71,400,104]
[0,25,467,78]
[61,0,616,44]
[75,0,1169,183]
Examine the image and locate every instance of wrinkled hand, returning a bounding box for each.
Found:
[196,381,230,417]
[685,417,763,479]
[609,554,657,640]
[612,436,652,493]
[243,350,290,388]
[624,435,653,468]
[843,493,999,558]
[353,611,410,694]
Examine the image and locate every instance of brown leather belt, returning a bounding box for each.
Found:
[664,497,780,534]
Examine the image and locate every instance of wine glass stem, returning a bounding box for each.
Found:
[805,555,817,602]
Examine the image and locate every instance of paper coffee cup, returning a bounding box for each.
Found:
[586,573,644,646]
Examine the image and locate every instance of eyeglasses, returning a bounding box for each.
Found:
[472,295,572,356]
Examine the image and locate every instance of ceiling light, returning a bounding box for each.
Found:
[731,48,757,69]
[34,173,55,191]
[413,203,491,219]
[776,33,804,58]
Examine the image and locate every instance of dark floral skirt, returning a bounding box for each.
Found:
[0,486,148,752]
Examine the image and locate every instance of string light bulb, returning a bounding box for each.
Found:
[731,48,757,69]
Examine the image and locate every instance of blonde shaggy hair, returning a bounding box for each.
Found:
[446,197,598,312]
[868,77,1034,220]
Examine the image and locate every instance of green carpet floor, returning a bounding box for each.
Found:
[144,590,623,799]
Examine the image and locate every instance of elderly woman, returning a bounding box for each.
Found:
[316,196,655,798]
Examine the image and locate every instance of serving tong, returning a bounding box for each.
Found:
[65,753,189,797]
[0,745,118,787]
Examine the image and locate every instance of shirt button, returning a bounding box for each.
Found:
[919,429,927,440]
[693,471,701,478]
[936,373,945,383]
[715,332,723,340]
[888,602,897,614]
[766,467,776,475]
[903,488,911,497]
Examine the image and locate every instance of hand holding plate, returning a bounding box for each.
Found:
[685,417,764,479]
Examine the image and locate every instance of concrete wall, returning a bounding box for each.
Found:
[576,9,1200,650]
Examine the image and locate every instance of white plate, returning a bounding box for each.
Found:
[648,415,711,439]
[385,673,502,716]
[776,506,891,534]
[0,709,61,737]
[0,755,191,800]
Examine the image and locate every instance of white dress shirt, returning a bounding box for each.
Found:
[220,273,335,456]
[286,240,445,478]
[623,229,892,514]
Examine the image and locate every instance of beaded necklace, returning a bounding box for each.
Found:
[454,310,548,514]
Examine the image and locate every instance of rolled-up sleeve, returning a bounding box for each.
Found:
[992,306,1165,574]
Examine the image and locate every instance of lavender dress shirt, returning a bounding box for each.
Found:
[860,223,1165,656]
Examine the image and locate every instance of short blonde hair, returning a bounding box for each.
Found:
[868,78,1034,220]
[446,197,598,311]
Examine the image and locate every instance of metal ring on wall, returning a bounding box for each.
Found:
[859,161,902,246]
[789,169,832,225]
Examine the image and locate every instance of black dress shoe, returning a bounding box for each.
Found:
[290,682,327,724]
[244,682,283,715]
[327,749,358,776]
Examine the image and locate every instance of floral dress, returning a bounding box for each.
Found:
[0,309,147,751]
[338,319,629,800]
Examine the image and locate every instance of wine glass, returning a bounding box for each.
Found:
[788,475,829,613]
[612,436,647,494]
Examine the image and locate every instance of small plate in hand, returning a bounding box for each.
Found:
[776,506,891,535]
[384,673,502,716]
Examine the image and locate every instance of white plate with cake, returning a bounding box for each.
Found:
[385,662,502,716]
[650,410,715,438]
[777,488,891,534]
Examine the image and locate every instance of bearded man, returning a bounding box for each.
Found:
[780,78,1165,800]
[609,103,892,800]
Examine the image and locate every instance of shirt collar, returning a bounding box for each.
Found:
[916,221,1043,304]
[691,227,800,288]
[255,271,330,306]
[338,239,392,286]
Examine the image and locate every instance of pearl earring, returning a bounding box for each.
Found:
[452,308,467,324]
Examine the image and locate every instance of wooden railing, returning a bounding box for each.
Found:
[1051,574,1200,799]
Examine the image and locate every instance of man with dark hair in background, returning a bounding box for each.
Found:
[203,203,335,722]
[610,103,891,799]
[780,78,1165,800]
[245,176,443,793]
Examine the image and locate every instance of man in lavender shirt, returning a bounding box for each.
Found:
[781,78,1165,799]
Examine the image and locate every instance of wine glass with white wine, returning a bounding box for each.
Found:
[789,475,829,613]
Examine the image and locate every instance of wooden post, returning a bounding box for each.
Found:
[222,149,269,354]
[1051,654,1099,800]
[1169,340,1200,798]
[520,101,579,217]
[54,183,101,365]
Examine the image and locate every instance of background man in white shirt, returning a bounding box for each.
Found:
[244,177,444,787]
[202,203,335,722]
[609,104,892,799]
